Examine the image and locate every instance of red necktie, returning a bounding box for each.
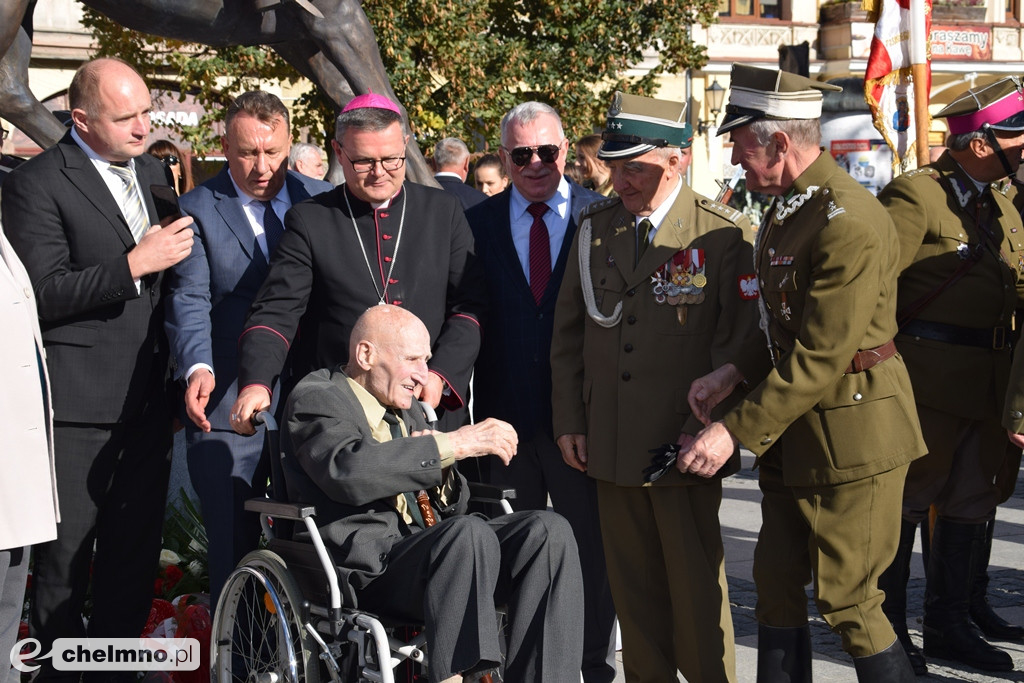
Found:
[527,202,550,304]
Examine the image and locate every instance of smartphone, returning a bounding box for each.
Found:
[150,184,181,222]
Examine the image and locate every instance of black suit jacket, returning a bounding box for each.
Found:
[282,367,469,606]
[238,182,485,408]
[1,131,174,423]
[435,174,488,211]
[466,181,601,440]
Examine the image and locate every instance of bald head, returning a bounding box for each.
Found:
[348,306,432,409]
[69,58,152,163]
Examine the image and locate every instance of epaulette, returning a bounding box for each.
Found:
[582,195,621,219]
[697,196,745,225]
[901,167,939,181]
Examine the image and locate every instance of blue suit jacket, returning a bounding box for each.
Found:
[165,166,331,428]
[466,180,601,441]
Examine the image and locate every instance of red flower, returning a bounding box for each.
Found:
[163,565,184,591]
[143,599,176,637]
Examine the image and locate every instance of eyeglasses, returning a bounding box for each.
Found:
[0,128,8,141]
[503,144,561,167]
[341,149,405,173]
[160,154,179,166]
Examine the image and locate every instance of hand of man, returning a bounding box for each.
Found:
[185,368,215,433]
[229,385,272,436]
[676,421,738,478]
[688,363,745,426]
[556,433,588,472]
[1008,429,1024,449]
[416,372,445,409]
[127,215,194,278]
[448,418,518,465]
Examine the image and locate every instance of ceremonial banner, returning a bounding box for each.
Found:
[864,0,932,174]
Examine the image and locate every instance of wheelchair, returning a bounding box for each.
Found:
[209,410,515,683]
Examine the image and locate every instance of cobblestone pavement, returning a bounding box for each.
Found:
[613,453,1024,682]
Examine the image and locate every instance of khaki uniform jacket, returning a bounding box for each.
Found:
[879,153,1024,422]
[722,152,925,487]
[551,182,765,487]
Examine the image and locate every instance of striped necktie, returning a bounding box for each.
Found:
[109,163,150,243]
[527,202,551,304]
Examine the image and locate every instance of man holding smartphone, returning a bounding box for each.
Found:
[1,57,194,681]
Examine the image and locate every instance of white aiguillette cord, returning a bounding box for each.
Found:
[344,184,407,305]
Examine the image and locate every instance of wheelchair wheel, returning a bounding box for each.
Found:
[211,550,321,683]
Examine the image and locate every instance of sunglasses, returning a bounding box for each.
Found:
[504,144,560,167]
[160,154,179,167]
[642,443,681,485]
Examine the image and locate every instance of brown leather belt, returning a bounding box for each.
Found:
[845,339,897,374]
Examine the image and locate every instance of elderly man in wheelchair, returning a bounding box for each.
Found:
[212,304,584,682]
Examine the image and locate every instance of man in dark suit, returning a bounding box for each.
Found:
[229,92,484,436]
[1,57,194,681]
[164,91,331,605]
[433,137,487,210]
[465,101,616,683]
[283,304,583,683]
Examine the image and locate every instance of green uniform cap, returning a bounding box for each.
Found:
[598,92,693,160]
[717,64,841,136]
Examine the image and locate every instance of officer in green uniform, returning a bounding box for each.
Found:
[679,65,926,682]
[876,76,1024,674]
[550,93,764,682]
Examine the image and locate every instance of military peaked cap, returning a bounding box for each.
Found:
[598,92,693,160]
[717,64,841,136]
[937,77,1024,135]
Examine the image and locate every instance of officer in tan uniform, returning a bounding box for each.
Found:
[679,65,926,682]
[550,93,764,683]
[876,77,1024,674]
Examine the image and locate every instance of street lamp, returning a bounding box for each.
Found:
[698,79,726,136]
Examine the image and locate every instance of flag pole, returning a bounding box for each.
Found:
[909,0,930,166]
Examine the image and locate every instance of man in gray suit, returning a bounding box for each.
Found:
[282,304,584,683]
[164,91,331,603]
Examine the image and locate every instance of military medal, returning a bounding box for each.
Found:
[692,273,707,288]
[650,248,707,327]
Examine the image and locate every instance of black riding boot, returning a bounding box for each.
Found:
[969,517,1024,641]
[852,639,916,682]
[756,624,812,683]
[878,519,927,675]
[922,519,1013,671]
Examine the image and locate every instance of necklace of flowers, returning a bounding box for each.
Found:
[344,184,407,305]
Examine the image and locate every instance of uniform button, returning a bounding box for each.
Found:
[853,393,863,401]
[430,459,438,466]
[624,343,633,352]
[627,315,637,325]
[621,371,631,381]
[600,278,607,285]
[420,460,429,467]
[382,234,392,240]
[1013,410,1023,419]
[379,553,387,561]
[384,256,392,262]
[760,436,772,445]
[627,288,636,296]
[23,287,31,297]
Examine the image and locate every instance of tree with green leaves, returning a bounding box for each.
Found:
[83,0,717,156]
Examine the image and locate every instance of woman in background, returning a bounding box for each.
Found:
[473,153,509,196]
[575,134,614,197]
[147,139,194,195]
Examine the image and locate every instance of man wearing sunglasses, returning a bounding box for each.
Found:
[551,92,764,682]
[465,101,615,682]
[230,92,484,438]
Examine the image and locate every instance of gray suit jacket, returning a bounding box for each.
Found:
[165,166,331,428]
[282,367,469,605]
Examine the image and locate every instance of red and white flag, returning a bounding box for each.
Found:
[864,0,932,174]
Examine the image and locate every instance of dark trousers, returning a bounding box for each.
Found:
[355,510,584,682]
[185,425,264,606]
[487,435,617,683]
[31,408,172,682]
[1,547,28,683]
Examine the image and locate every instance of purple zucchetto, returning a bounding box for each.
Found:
[341,91,401,114]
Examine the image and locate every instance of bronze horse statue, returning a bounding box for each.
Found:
[0,0,434,182]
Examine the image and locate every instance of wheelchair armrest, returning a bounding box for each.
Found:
[467,482,517,503]
[244,497,316,520]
